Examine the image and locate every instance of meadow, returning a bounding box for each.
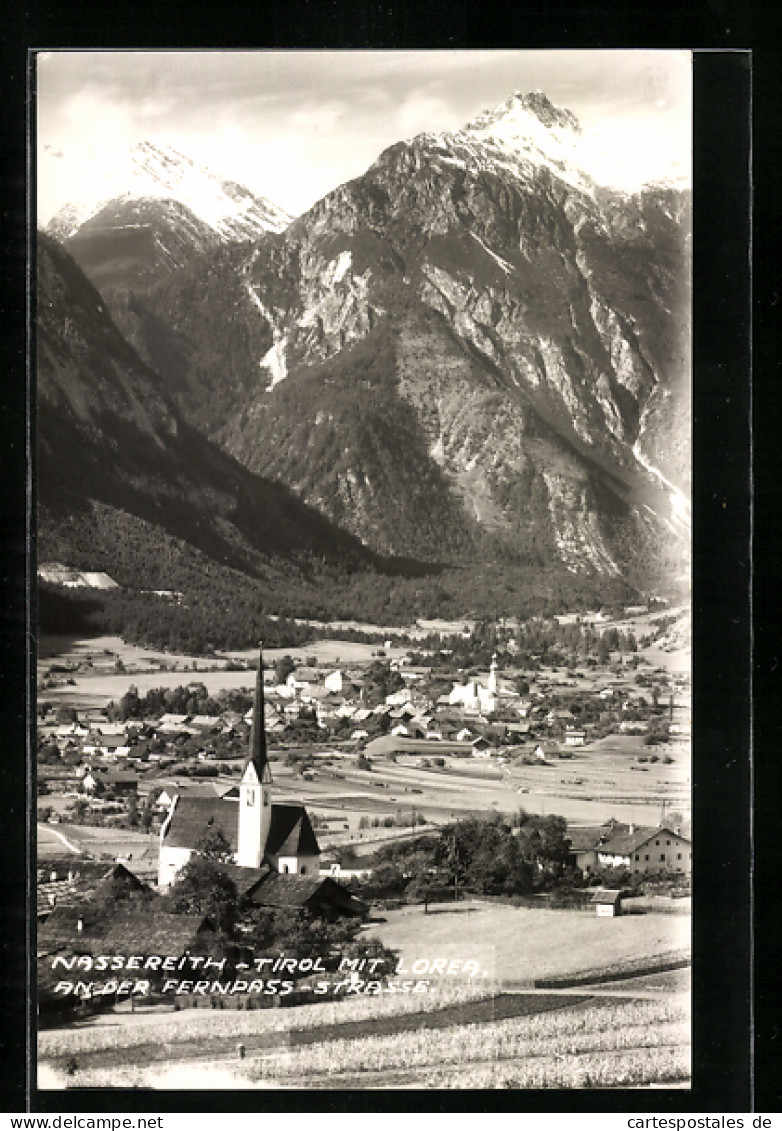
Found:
[364,900,691,985]
[38,981,493,1059]
[39,995,690,1090]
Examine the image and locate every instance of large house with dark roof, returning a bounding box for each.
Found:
[596,824,691,875]
[158,650,321,889]
[565,822,692,876]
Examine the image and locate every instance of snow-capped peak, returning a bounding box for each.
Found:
[427,89,689,197]
[412,90,597,198]
[43,140,293,242]
[465,90,582,136]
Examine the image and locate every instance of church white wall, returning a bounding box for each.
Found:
[269,853,319,876]
[237,764,271,868]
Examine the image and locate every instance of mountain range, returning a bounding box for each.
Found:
[37,232,381,585]
[39,91,691,632]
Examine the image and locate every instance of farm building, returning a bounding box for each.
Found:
[243,872,368,920]
[82,768,139,796]
[564,826,607,874]
[566,823,692,877]
[595,825,692,875]
[38,904,214,1007]
[364,735,474,759]
[37,861,145,922]
[564,729,587,747]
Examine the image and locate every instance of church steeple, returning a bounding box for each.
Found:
[247,643,270,780]
[237,643,273,868]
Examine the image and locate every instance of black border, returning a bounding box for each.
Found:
[2,3,760,1115]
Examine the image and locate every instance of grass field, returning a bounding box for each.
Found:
[362,901,690,985]
[40,995,690,1090]
[37,822,159,864]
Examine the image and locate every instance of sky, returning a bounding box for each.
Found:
[36,50,691,221]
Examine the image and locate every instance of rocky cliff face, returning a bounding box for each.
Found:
[225,92,690,582]
[51,93,691,592]
[36,233,380,584]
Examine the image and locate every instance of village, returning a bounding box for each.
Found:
[36,605,692,1088]
[37,604,691,888]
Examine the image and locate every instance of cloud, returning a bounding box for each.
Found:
[287,99,351,136]
[391,90,463,139]
[35,50,691,216]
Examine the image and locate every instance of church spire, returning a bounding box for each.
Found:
[247,642,269,777]
[237,642,272,868]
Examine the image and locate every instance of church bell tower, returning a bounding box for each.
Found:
[237,644,273,868]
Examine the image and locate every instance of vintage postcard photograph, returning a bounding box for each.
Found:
[34,48,692,1092]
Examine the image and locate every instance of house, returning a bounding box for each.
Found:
[595,825,692,875]
[506,722,531,739]
[386,689,413,707]
[37,766,85,791]
[244,871,368,920]
[158,648,321,889]
[37,862,144,922]
[547,709,575,726]
[285,668,320,697]
[189,715,222,732]
[399,666,430,683]
[39,903,212,966]
[324,670,344,693]
[564,729,586,747]
[82,734,131,759]
[153,788,177,810]
[564,826,607,874]
[157,714,191,733]
[82,768,139,796]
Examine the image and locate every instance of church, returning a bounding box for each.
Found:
[158,648,321,890]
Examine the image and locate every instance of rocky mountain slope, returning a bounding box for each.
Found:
[48,93,691,596]
[36,232,381,591]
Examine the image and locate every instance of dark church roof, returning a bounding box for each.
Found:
[163,796,319,860]
[215,861,270,898]
[164,796,239,852]
[266,804,320,858]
